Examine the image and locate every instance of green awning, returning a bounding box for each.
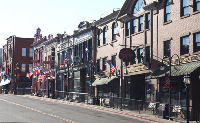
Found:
[151,61,200,78]
[92,76,117,86]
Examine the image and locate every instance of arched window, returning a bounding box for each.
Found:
[133,0,144,14]
[103,27,107,45]
[112,22,117,41]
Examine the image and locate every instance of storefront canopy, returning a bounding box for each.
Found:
[92,76,117,86]
[0,78,11,86]
[151,61,200,78]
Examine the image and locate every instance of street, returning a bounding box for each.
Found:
[0,94,148,123]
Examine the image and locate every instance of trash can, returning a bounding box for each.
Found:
[93,97,100,105]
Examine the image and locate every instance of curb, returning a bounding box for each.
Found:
[19,95,177,123]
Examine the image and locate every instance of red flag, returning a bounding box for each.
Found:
[61,61,66,67]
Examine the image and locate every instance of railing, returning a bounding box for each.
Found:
[11,88,197,122]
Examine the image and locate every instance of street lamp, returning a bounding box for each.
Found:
[160,54,180,120]
[183,74,190,123]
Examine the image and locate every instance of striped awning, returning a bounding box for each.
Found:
[151,61,200,78]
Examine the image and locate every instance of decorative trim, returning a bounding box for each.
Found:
[180,14,190,19]
[193,10,200,15]
[163,20,172,25]
[180,32,191,37]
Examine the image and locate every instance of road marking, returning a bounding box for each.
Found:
[0,98,78,123]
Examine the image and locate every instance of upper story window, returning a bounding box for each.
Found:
[22,48,26,57]
[103,27,107,45]
[194,0,200,12]
[112,22,117,41]
[125,21,130,36]
[133,19,137,34]
[164,0,171,22]
[133,0,144,14]
[98,30,101,46]
[164,40,171,58]
[194,32,200,52]
[139,16,144,32]
[102,57,107,71]
[29,48,33,57]
[180,36,189,55]
[146,13,150,29]
[181,0,189,16]
[97,59,100,73]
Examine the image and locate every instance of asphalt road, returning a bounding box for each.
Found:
[0,94,148,123]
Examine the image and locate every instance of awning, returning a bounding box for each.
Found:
[92,76,117,86]
[125,70,152,76]
[151,61,200,78]
[0,78,11,86]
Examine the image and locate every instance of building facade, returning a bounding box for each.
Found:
[92,10,122,99]
[2,36,33,93]
[70,21,96,102]
[117,0,200,120]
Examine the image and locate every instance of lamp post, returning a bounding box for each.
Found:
[161,54,180,120]
[184,74,190,123]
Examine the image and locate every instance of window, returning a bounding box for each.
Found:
[194,32,200,52]
[164,0,171,22]
[133,50,137,64]
[74,45,78,56]
[133,0,144,14]
[139,16,144,31]
[164,40,171,58]
[125,22,130,36]
[137,48,143,63]
[146,46,151,64]
[181,36,189,55]
[133,19,137,34]
[29,48,33,57]
[194,0,200,12]
[111,55,116,67]
[112,23,117,41]
[21,64,26,72]
[181,0,189,16]
[97,59,100,73]
[146,13,150,29]
[22,48,26,56]
[103,27,107,45]
[98,30,101,46]
[102,57,107,71]
[29,64,33,72]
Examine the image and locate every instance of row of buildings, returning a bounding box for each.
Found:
[1,0,200,121]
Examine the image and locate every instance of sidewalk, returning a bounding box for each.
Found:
[19,95,188,123]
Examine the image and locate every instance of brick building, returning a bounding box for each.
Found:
[2,36,33,93]
[117,0,200,120]
[92,10,122,99]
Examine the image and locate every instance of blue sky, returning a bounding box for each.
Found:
[0,0,125,48]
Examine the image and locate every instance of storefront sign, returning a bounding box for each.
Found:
[119,48,135,62]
